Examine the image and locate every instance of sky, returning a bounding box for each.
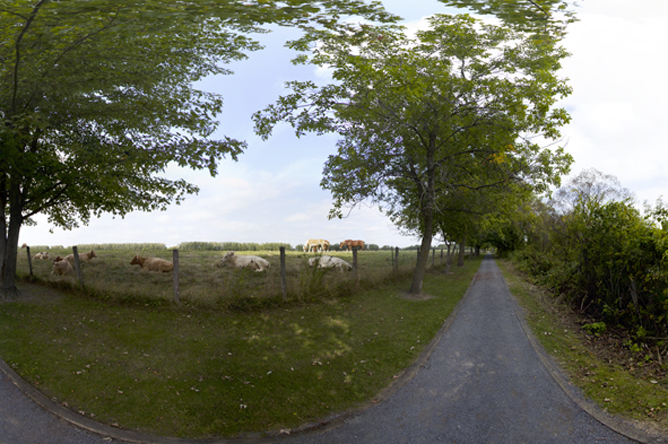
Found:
[18,0,668,249]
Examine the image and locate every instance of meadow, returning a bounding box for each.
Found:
[17,246,435,309]
[2,245,479,439]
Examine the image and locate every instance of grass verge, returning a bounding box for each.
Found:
[497,258,668,436]
[0,257,481,439]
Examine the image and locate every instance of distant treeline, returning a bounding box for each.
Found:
[25,242,455,252]
[68,243,169,251]
[178,242,293,251]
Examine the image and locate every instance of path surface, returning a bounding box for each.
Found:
[0,370,128,444]
[282,256,638,444]
[0,257,647,444]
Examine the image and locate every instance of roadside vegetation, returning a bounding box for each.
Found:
[0,250,480,439]
[478,169,668,435]
[498,259,668,435]
[502,170,668,362]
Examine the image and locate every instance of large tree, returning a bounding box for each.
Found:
[254,14,572,294]
[0,0,396,297]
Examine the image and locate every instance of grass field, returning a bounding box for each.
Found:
[17,248,437,308]
[2,249,479,439]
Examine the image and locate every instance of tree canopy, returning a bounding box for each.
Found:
[0,0,396,296]
[436,0,577,38]
[254,14,573,294]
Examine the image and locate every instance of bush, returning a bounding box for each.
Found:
[513,199,668,339]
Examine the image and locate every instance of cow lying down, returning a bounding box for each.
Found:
[308,255,352,272]
[130,255,174,273]
[65,250,97,263]
[51,259,73,276]
[217,251,270,272]
[33,251,50,260]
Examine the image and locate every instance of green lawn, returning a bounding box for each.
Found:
[0,254,481,439]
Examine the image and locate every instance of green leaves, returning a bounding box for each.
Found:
[435,0,577,39]
[254,13,573,293]
[0,0,395,228]
[0,0,398,290]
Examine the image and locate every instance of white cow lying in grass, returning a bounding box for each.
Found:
[308,255,352,272]
[65,250,97,263]
[51,259,73,276]
[33,251,50,260]
[218,251,270,272]
[130,254,174,273]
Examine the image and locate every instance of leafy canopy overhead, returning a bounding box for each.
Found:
[0,0,397,229]
[0,0,397,295]
[436,0,578,38]
[257,14,572,217]
[255,14,573,293]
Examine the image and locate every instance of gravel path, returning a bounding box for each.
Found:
[0,257,651,444]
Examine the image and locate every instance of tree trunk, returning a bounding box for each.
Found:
[446,243,453,273]
[458,235,466,267]
[409,203,435,295]
[409,233,433,295]
[1,212,22,299]
[1,176,24,299]
[408,139,437,295]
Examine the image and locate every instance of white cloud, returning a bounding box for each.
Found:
[557,0,668,207]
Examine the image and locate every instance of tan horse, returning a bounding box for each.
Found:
[340,239,364,251]
[304,239,330,253]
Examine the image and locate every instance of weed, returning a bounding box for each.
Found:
[582,322,607,335]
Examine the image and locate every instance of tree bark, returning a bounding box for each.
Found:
[408,140,437,295]
[409,217,434,295]
[1,210,22,299]
[458,234,466,267]
[446,243,453,273]
[1,175,24,299]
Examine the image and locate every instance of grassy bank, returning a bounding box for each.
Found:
[497,258,668,435]
[0,256,481,439]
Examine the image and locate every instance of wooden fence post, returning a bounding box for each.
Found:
[72,246,84,288]
[394,247,399,274]
[173,249,180,304]
[352,248,358,279]
[26,246,33,277]
[280,246,287,301]
[432,247,435,267]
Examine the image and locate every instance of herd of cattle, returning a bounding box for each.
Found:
[26,238,365,275]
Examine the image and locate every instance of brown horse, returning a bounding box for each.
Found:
[340,239,364,251]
